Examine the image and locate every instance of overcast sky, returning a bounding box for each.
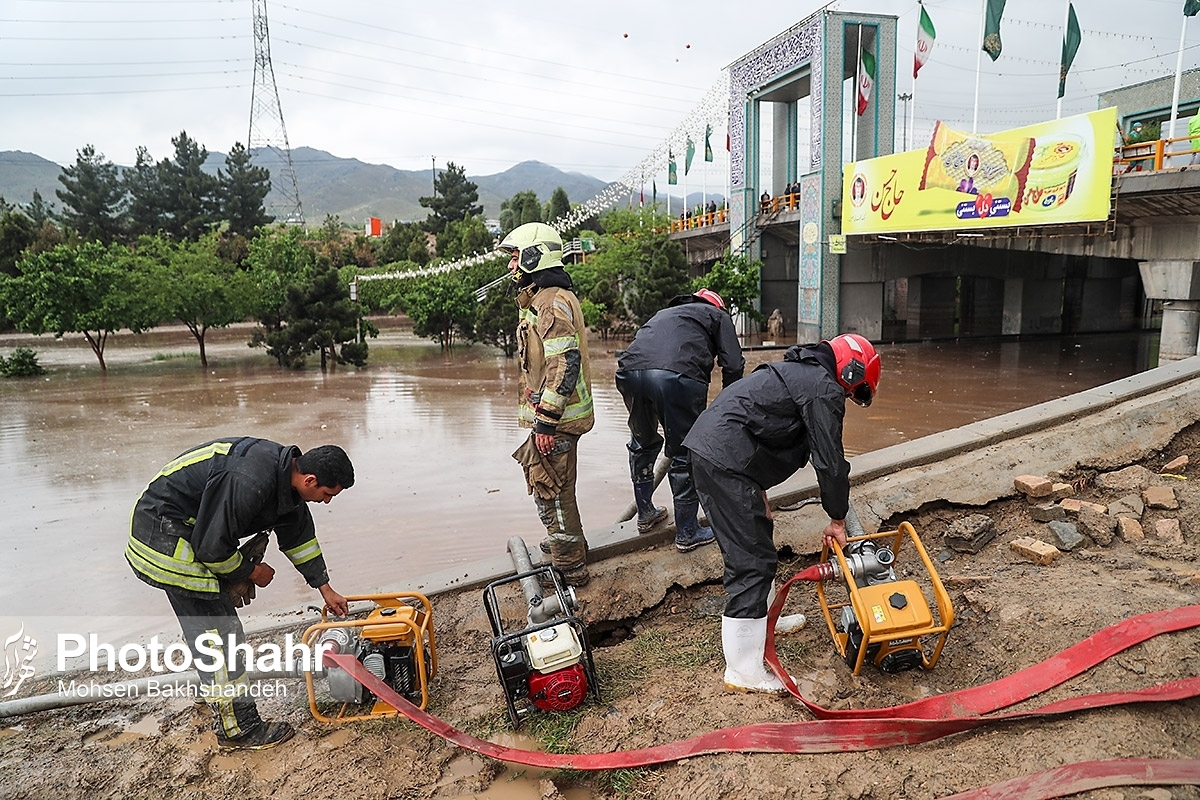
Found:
[2,0,1199,185]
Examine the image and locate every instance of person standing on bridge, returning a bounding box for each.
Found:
[502,222,594,587]
[615,288,744,552]
[1189,113,1200,166]
[125,438,354,750]
[684,334,881,693]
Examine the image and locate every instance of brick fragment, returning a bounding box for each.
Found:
[943,514,997,554]
[1009,536,1060,565]
[1162,454,1189,473]
[1142,485,1179,510]
[1107,494,1144,519]
[1117,517,1145,542]
[1061,498,1108,515]
[1050,483,1075,500]
[1014,475,1053,498]
[1030,503,1066,523]
[1153,518,1184,545]
[1094,465,1156,491]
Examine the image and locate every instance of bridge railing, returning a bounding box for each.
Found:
[668,207,729,233]
[1115,134,1200,173]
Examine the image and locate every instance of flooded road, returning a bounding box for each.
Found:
[0,324,1156,640]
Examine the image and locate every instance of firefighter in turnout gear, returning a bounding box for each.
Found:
[684,335,881,693]
[125,438,354,750]
[615,288,744,552]
[502,222,595,587]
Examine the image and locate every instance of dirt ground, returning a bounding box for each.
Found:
[3,426,1200,799]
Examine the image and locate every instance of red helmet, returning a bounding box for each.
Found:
[825,333,881,407]
[694,288,725,310]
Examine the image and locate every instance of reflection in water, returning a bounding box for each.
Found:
[0,329,1156,631]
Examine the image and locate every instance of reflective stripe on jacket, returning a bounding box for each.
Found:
[516,285,595,436]
[125,437,330,598]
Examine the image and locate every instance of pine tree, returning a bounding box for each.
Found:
[158,131,219,241]
[124,146,165,238]
[56,145,124,242]
[418,161,482,234]
[220,141,274,238]
[548,187,571,223]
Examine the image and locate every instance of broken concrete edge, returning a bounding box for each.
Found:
[243,355,1200,640]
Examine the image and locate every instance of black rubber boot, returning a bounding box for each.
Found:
[633,481,668,533]
[215,721,295,751]
[673,502,716,553]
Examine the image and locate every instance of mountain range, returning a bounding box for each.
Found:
[0,148,716,226]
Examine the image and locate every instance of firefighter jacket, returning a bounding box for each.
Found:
[617,294,745,388]
[516,283,595,437]
[683,344,850,521]
[125,437,331,598]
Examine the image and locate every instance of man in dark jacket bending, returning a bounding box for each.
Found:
[684,335,880,693]
[125,437,354,750]
[615,289,743,552]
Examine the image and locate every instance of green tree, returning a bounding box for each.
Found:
[220,141,273,238]
[0,209,37,277]
[26,190,53,228]
[498,190,542,233]
[419,161,482,235]
[139,234,247,367]
[56,145,124,242]
[402,272,477,349]
[0,347,46,378]
[158,131,220,240]
[243,227,317,363]
[260,261,366,370]
[0,241,158,371]
[473,277,518,356]
[585,210,686,326]
[378,222,429,266]
[692,253,764,326]
[547,187,571,223]
[124,145,165,238]
[437,216,493,260]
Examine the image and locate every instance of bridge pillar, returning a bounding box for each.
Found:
[1139,260,1200,361]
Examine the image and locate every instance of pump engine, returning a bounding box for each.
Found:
[484,537,600,727]
[302,592,437,722]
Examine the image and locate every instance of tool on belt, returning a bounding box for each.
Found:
[226,532,272,609]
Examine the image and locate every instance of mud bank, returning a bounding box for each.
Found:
[2,359,1199,800]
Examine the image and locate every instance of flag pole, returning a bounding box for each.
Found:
[853,23,863,161]
[909,46,917,151]
[973,0,985,133]
[1056,0,1070,119]
[1168,15,1190,142]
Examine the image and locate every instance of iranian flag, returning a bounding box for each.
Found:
[913,5,937,79]
[857,49,875,115]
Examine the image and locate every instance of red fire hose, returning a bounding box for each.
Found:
[325,602,1200,793]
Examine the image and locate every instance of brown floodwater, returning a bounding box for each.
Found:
[0,325,1156,645]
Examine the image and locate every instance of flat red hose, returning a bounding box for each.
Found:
[325,603,1200,787]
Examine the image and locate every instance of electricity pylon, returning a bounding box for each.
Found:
[248,0,304,225]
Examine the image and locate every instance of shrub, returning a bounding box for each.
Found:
[0,347,47,377]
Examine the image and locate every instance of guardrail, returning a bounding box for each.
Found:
[1114,134,1200,173]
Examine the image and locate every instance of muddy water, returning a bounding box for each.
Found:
[0,326,1155,641]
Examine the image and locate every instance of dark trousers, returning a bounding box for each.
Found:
[166,590,262,739]
[691,454,776,618]
[615,368,708,505]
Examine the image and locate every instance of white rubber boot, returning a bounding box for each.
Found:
[767,583,807,635]
[721,616,788,694]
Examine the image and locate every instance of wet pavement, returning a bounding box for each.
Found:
[0,324,1157,631]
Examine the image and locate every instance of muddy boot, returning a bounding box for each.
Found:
[549,537,590,587]
[673,501,716,553]
[215,720,295,751]
[721,616,787,694]
[541,537,588,556]
[633,481,668,533]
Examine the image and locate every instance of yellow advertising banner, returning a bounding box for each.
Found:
[842,108,1116,235]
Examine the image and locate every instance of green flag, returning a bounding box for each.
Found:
[1058,3,1081,99]
[983,0,1006,61]
[704,125,714,162]
[653,180,657,206]
[668,150,677,185]
[685,137,696,175]
[1187,0,1200,16]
